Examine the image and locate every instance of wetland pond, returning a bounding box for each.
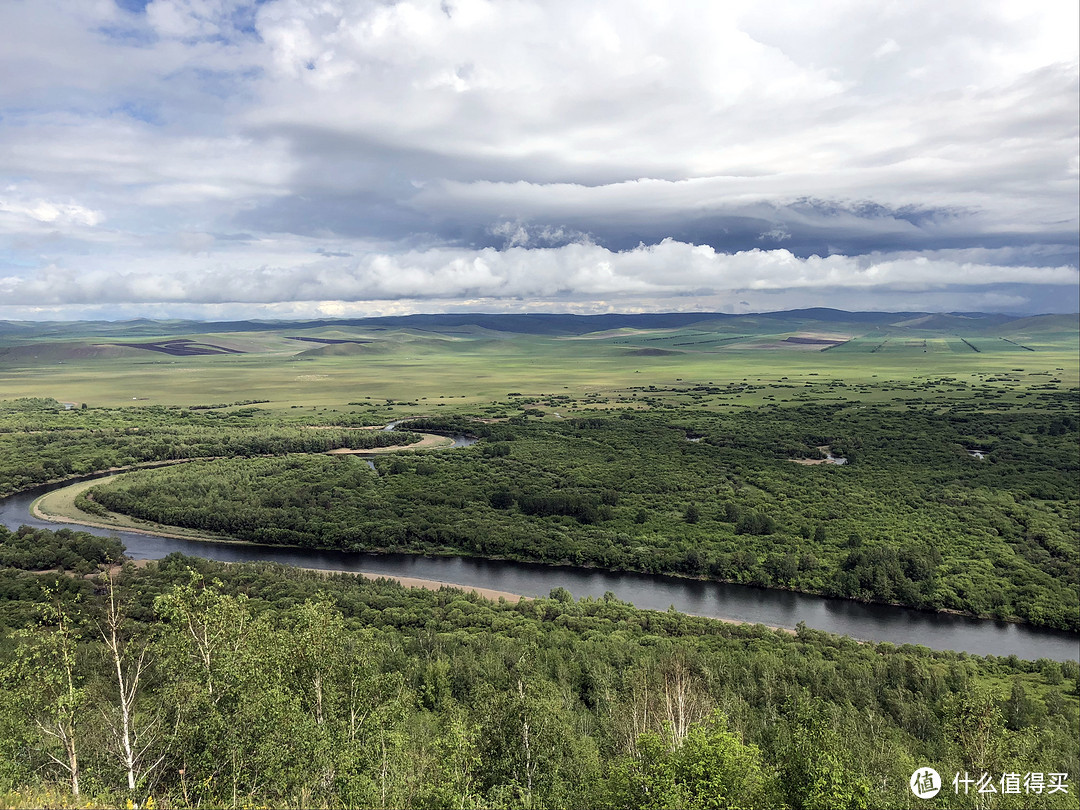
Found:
[2,471,1076,662]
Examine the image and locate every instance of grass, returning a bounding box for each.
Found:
[0,320,1076,412]
[32,478,231,542]
[973,669,1080,719]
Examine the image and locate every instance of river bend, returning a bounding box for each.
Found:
[2,471,1076,662]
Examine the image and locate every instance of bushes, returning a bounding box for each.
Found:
[10,398,1078,630]
[1,553,1075,808]
[0,525,124,573]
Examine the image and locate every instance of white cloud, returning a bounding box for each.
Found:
[145,0,241,39]
[873,39,900,59]
[0,0,1075,317]
[0,240,1074,307]
[0,195,103,227]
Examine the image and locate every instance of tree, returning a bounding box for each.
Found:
[550,587,573,603]
[661,653,708,750]
[944,686,1007,775]
[737,511,776,536]
[153,570,252,700]
[601,713,777,809]
[778,695,872,810]
[98,570,164,796]
[10,591,85,798]
[1004,679,1038,731]
[489,487,514,509]
[675,714,777,809]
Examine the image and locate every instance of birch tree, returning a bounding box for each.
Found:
[10,591,84,798]
[98,570,164,797]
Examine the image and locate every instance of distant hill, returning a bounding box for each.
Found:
[293,342,392,359]
[993,313,1080,334]
[0,342,145,363]
[889,313,1015,331]
[0,309,1075,341]
[770,307,919,325]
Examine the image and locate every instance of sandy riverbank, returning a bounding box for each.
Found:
[326,433,455,453]
[298,567,528,603]
[31,476,799,631]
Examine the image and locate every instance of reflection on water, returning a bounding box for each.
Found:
[2,473,1077,662]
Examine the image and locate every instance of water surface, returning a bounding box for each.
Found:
[3,473,1076,662]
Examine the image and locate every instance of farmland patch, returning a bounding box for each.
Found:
[112,339,245,356]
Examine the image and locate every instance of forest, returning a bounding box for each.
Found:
[0,362,1077,809]
[0,525,1077,809]
[0,398,418,497]
[84,399,1080,630]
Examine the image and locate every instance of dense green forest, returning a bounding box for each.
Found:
[88,400,1080,630]
[1,375,1077,808]
[0,398,418,496]
[0,525,1077,809]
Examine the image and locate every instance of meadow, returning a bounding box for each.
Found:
[2,310,1077,628]
[1,311,1076,412]
[1,310,1078,809]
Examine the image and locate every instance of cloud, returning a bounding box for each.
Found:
[144,0,256,40]
[0,194,104,228]
[0,0,1075,318]
[759,226,792,243]
[1,240,1074,308]
[873,39,901,59]
[487,220,592,249]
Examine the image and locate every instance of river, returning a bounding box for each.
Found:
[2,471,1076,662]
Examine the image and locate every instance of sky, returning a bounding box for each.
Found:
[0,0,1077,321]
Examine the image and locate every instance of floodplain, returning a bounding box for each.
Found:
[1,309,1078,810]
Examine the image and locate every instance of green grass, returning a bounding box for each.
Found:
[0,320,1076,411]
[32,477,232,541]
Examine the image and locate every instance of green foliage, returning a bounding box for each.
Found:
[600,714,779,809]
[0,399,421,497]
[0,525,123,576]
[776,697,873,810]
[87,401,1079,628]
[0,552,1075,808]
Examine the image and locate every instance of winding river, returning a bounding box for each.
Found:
[2,467,1077,662]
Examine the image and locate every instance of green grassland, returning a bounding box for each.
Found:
[1,310,1076,631]
[1,311,1078,808]
[0,312,1076,412]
